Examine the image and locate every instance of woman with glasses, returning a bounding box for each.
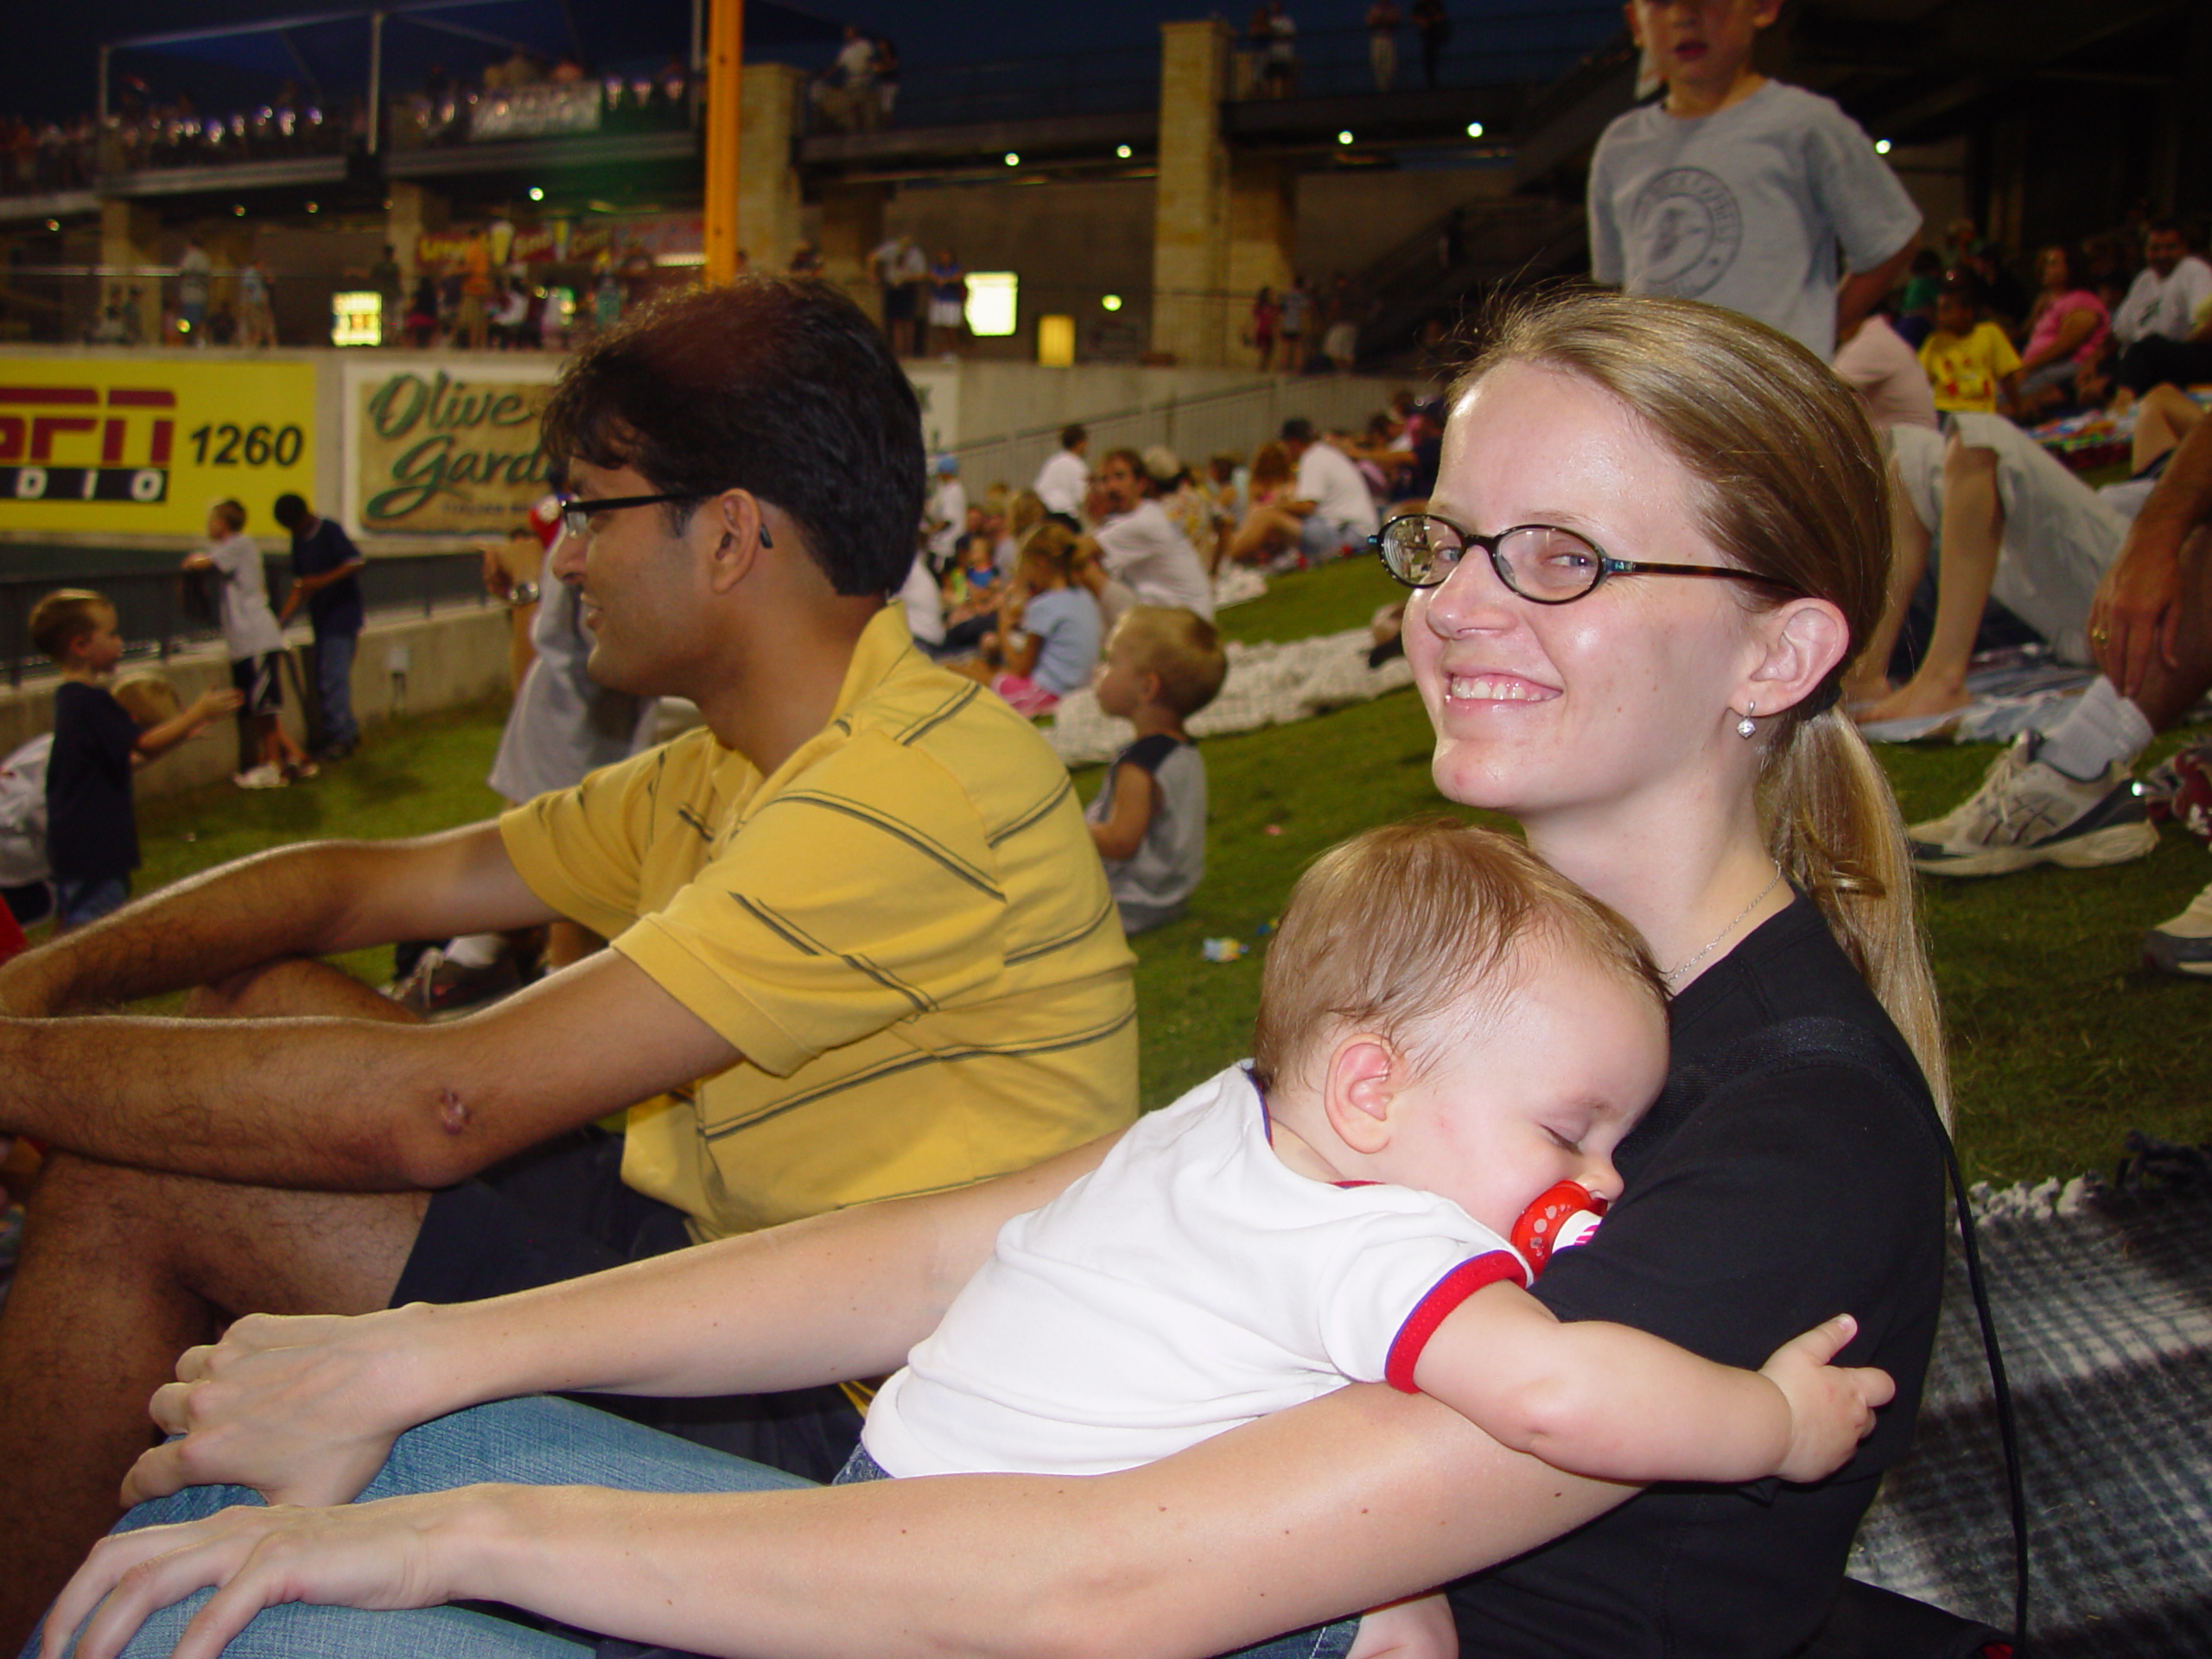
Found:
[49,295,1946,1659]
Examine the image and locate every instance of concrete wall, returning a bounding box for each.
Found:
[1294,164,1516,280]
[873,179,1159,364]
[1,602,512,799]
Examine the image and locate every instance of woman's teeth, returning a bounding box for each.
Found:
[1450,676,1544,702]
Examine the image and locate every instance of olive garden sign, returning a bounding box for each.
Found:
[343,359,558,535]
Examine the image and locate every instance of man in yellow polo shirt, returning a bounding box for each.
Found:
[0,276,1135,1647]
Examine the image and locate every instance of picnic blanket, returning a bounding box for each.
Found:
[1047,626,1414,767]
[1850,1154,2212,1656]
[1858,651,2101,745]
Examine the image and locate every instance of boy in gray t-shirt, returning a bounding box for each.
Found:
[1084,607,1228,935]
[1589,0,1919,359]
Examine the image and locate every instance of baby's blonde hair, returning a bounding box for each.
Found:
[111,673,181,728]
[1252,820,1666,1096]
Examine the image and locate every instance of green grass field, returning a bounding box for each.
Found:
[105,555,2210,1188]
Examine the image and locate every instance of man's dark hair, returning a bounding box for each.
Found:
[1060,423,1086,451]
[271,493,308,531]
[2145,218,2196,248]
[1280,416,1315,446]
[539,276,924,596]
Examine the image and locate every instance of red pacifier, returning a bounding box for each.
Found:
[1510,1180,1607,1276]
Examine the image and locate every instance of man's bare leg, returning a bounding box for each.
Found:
[0,960,429,1649]
[2131,385,2205,479]
[1846,459,1935,711]
[1861,435,2004,725]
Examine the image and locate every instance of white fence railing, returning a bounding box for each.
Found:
[951,374,1410,493]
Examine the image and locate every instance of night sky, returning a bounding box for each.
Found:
[4,2,1269,124]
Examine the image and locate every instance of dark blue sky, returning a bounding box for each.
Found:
[5,2,1563,123]
[6,1,1226,122]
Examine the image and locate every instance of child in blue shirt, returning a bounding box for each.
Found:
[29,591,239,928]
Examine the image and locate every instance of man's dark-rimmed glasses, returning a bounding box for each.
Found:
[1370,512,1799,604]
[556,492,772,547]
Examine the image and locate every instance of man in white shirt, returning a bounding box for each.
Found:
[2113,221,2212,408]
[2112,223,2212,347]
[1280,417,1381,563]
[1033,424,1090,521]
[925,454,967,564]
[1091,448,1214,620]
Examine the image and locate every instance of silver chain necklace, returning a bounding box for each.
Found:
[1662,861,1783,986]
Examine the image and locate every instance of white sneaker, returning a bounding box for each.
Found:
[2143,880,2212,978]
[1909,734,2157,877]
[232,764,288,790]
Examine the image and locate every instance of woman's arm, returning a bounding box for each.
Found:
[63,1385,1633,1659]
[125,1134,1120,1508]
[2018,304,2096,372]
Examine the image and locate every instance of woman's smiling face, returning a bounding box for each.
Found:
[1405,361,1763,823]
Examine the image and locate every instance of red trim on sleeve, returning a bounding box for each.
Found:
[1383,1250,1529,1394]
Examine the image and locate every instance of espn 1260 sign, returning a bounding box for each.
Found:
[0,382,175,504]
[0,359,316,536]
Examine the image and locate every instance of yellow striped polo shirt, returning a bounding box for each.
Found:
[499,606,1138,1241]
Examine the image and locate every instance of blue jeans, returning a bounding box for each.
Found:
[38,1397,810,1659]
[54,876,128,929]
[315,628,359,749]
[48,1402,1357,1659]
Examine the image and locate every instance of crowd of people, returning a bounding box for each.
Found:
[0,262,1965,1659]
[0,0,2204,1652]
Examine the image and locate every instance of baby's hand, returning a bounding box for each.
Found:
[1760,1313,1895,1484]
[1345,1592,1457,1659]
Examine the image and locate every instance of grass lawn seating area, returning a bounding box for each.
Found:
[82,555,2212,1188]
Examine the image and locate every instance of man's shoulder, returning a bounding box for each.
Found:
[831,652,1070,804]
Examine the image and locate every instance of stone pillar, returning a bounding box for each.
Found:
[98,198,160,342]
[385,181,448,296]
[817,181,888,321]
[1150,19,1233,367]
[1225,156,1297,365]
[739,62,805,274]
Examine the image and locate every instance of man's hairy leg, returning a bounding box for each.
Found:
[0,960,430,1650]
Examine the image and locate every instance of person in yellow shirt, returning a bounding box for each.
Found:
[1919,270,2022,415]
[0,276,1136,1647]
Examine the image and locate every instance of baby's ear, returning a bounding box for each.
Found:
[1320,1034,1400,1154]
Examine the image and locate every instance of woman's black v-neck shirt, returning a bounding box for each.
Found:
[1447,893,1946,1656]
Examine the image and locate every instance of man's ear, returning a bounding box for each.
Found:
[1740,596,1848,718]
[701,489,769,594]
[1320,1034,1402,1155]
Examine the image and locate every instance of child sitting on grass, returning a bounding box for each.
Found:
[29,590,240,929]
[973,522,1102,716]
[1085,604,1227,934]
[1919,269,2023,416]
[855,821,1891,1659]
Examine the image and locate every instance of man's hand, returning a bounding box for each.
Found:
[1758,1314,1894,1485]
[125,1308,438,1511]
[2088,525,2187,699]
[42,1491,475,1659]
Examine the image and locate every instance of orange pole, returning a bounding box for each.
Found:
[703,0,743,283]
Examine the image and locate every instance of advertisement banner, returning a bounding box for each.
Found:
[0,359,316,536]
[343,358,559,536]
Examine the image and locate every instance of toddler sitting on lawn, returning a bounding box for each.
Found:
[855,820,1891,1658]
[1085,604,1228,934]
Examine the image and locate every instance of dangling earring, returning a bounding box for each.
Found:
[1736,701,1758,740]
